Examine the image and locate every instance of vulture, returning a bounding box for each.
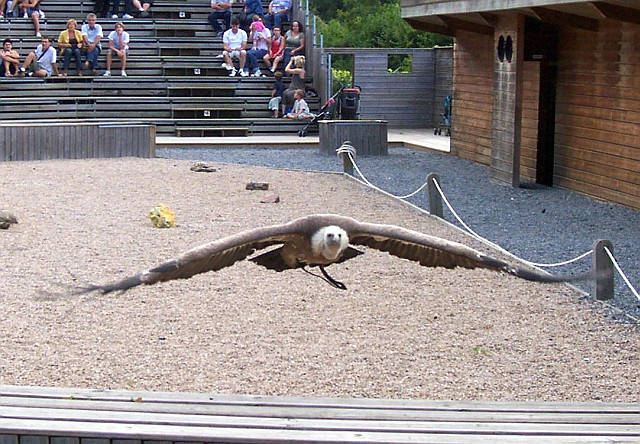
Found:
[80,213,588,294]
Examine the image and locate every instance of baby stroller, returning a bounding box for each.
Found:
[297,88,341,137]
[434,95,452,136]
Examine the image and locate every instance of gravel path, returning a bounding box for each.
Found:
[1,155,638,402]
[159,146,640,322]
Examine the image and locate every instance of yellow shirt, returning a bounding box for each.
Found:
[57,29,83,54]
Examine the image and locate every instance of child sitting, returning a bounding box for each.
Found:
[285,88,314,120]
[268,71,285,118]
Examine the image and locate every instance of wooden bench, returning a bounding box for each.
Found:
[1,385,638,443]
[176,126,249,137]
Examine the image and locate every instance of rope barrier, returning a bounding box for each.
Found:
[604,246,640,303]
[336,144,640,308]
[336,145,429,200]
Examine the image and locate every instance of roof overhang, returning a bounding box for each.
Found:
[401,1,640,35]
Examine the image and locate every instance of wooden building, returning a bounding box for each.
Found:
[401,0,640,210]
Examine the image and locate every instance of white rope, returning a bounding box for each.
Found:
[336,144,429,199]
[335,144,592,270]
[604,246,640,303]
[430,178,591,268]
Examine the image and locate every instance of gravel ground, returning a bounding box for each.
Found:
[159,146,640,323]
[1,155,638,402]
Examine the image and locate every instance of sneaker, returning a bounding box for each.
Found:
[228,68,236,77]
[111,14,118,18]
[251,69,262,77]
[35,31,41,37]
[240,69,249,77]
[220,62,231,70]
[120,70,127,76]
[22,12,27,18]
[0,13,5,20]
[123,13,133,19]
[103,70,111,76]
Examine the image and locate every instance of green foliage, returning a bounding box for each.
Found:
[311,0,452,49]
[331,68,352,94]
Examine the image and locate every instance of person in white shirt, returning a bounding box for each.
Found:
[246,15,271,77]
[103,21,130,76]
[21,35,59,77]
[221,17,248,77]
[81,13,103,75]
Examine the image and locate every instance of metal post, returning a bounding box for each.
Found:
[427,173,443,218]
[593,239,614,301]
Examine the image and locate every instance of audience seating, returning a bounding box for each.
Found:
[0,0,316,137]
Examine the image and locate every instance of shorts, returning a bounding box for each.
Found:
[224,49,244,59]
[268,96,281,110]
[27,7,45,18]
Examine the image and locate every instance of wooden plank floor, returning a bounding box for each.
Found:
[1,385,639,443]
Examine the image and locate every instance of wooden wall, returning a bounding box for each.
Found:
[450,30,494,165]
[326,48,452,128]
[0,123,156,161]
[554,19,640,210]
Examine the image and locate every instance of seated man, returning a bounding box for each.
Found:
[221,17,248,77]
[0,38,20,77]
[103,21,130,76]
[208,0,232,37]
[264,0,291,30]
[81,13,103,76]
[21,34,59,77]
[132,0,152,17]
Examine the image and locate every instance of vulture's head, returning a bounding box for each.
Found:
[311,225,349,261]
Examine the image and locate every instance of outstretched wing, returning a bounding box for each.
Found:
[341,218,581,283]
[80,220,311,294]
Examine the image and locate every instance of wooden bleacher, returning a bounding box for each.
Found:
[2,385,639,443]
[0,0,316,137]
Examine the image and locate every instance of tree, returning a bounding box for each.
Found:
[310,0,452,49]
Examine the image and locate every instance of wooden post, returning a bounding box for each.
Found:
[593,239,614,301]
[342,151,354,175]
[427,173,443,218]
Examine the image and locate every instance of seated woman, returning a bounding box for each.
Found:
[281,54,306,116]
[58,18,83,76]
[283,20,304,68]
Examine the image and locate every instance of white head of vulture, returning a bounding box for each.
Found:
[80,214,588,293]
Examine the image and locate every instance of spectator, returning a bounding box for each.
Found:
[237,0,262,31]
[0,0,7,18]
[81,13,103,76]
[110,0,134,19]
[246,15,270,77]
[93,0,109,18]
[208,0,233,37]
[285,88,313,120]
[264,0,290,30]
[268,71,285,118]
[263,25,284,73]
[281,54,306,116]
[0,38,20,77]
[24,0,45,37]
[21,34,59,77]
[221,17,247,77]
[103,21,129,76]
[132,0,151,17]
[57,18,83,76]
[6,0,27,18]
[283,20,304,68]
